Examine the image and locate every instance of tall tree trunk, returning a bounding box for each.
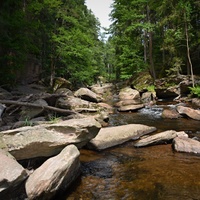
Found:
[50,56,55,87]
[149,31,156,80]
[184,13,194,87]
[147,5,156,80]
[143,30,147,63]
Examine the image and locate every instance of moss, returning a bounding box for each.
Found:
[128,71,154,91]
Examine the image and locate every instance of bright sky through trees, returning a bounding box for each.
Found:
[85,0,113,28]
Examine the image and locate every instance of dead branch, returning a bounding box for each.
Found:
[0,100,77,115]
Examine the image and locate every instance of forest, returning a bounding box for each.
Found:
[0,0,200,89]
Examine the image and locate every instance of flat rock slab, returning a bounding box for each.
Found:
[173,137,200,154]
[87,124,156,150]
[134,130,188,147]
[177,105,200,120]
[0,117,101,160]
[25,145,80,200]
[117,104,144,112]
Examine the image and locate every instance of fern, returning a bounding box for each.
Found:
[189,86,200,98]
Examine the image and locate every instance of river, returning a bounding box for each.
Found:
[58,101,200,200]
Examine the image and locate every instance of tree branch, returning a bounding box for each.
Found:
[0,100,77,115]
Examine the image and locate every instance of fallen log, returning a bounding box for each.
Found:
[0,100,77,115]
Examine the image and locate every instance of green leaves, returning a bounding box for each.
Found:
[110,0,200,80]
[0,0,108,87]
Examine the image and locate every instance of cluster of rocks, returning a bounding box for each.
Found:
[1,118,199,199]
[0,76,199,199]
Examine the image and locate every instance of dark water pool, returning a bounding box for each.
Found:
[58,103,200,200]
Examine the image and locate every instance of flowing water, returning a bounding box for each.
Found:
[59,101,200,200]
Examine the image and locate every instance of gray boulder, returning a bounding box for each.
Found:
[0,118,101,160]
[87,124,156,150]
[0,149,27,196]
[25,145,80,200]
[20,99,48,120]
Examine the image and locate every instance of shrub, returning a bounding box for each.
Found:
[189,86,200,98]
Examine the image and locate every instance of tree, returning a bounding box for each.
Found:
[0,0,107,87]
[110,0,200,81]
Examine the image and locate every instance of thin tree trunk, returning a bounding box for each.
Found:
[184,13,194,87]
[143,30,147,63]
[147,5,156,80]
[149,31,156,80]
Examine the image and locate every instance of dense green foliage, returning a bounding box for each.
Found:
[0,0,108,87]
[0,0,199,88]
[110,0,200,80]
[189,86,200,97]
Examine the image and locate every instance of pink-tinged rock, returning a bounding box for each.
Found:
[25,145,80,200]
[177,105,200,120]
[162,108,181,119]
[0,149,27,194]
[134,130,188,147]
[173,137,200,154]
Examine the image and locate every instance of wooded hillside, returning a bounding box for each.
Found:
[0,0,199,88]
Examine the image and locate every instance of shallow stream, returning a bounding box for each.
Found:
[59,101,200,200]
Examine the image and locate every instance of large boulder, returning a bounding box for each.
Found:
[0,149,27,198]
[56,96,101,112]
[173,137,200,154]
[176,105,200,120]
[141,91,155,104]
[119,87,140,100]
[162,108,181,119]
[0,118,101,160]
[91,83,114,96]
[134,130,188,147]
[20,99,48,120]
[87,124,156,150]
[74,87,102,103]
[25,145,80,200]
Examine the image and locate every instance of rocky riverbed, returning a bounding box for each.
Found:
[0,76,200,199]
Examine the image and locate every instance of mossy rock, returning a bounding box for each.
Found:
[127,71,154,92]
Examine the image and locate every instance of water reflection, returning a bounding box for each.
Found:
[59,103,200,200]
[64,144,200,200]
